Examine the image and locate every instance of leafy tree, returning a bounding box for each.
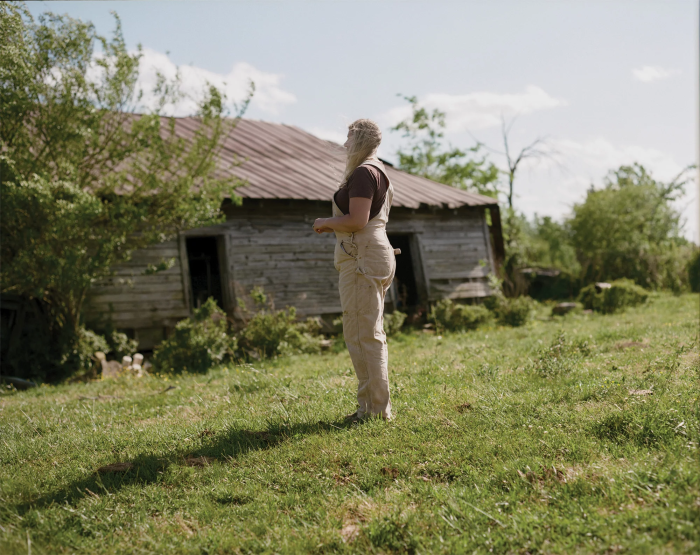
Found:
[522,215,579,274]
[569,164,694,292]
[0,3,249,379]
[391,95,500,197]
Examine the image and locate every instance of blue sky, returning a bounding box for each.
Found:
[28,1,698,241]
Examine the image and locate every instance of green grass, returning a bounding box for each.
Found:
[1,294,698,554]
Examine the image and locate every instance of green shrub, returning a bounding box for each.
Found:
[485,295,534,327]
[688,248,700,293]
[61,327,109,377]
[238,306,323,358]
[105,330,138,360]
[430,299,490,331]
[450,303,491,329]
[383,310,407,336]
[152,298,237,373]
[578,279,649,314]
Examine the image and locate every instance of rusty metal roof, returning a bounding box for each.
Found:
[175,117,498,209]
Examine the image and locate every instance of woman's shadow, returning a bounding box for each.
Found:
[13,418,351,515]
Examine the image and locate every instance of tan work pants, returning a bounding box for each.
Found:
[334,236,395,419]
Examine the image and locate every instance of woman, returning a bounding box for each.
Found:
[313,119,396,421]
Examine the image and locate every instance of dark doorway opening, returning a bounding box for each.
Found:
[186,237,224,310]
[387,234,419,311]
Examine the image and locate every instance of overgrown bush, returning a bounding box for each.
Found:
[430,299,491,331]
[383,310,407,336]
[484,295,534,327]
[152,298,237,373]
[578,279,649,314]
[238,307,323,358]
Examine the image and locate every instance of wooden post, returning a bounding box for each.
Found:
[178,233,193,315]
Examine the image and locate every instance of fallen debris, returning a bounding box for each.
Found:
[155,385,177,395]
[96,351,150,379]
[552,302,579,316]
[78,394,115,401]
[456,402,472,413]
[1,377,37,390]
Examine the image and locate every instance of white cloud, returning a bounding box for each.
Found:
[383,86,567,132]
[632,66,680,83]
[306,126,347,145]
[134,48,296,116]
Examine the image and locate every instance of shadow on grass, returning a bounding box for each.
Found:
[196,418,351,460]
[12,418,351,514]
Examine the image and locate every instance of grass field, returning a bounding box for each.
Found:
[1,294,698,554]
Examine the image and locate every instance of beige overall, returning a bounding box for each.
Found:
[332,160,396,420]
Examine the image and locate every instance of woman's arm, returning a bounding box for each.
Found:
[313,197,372,234]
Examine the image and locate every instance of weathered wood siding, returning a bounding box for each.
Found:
[388,208,494,301]
[86,200,495,346]
[85,240,190,334]
[187,201,339,318]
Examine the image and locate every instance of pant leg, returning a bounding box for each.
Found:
[337,244,395,419]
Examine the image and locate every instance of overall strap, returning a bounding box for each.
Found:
[359,160,391,186]
[359,160,393,218]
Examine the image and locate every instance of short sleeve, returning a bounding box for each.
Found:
[347,166,377,200]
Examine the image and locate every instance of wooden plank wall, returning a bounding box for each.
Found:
[388,208,494,301]
[85,200,495,346]
[188,201,339,319]
[85,240,190,333]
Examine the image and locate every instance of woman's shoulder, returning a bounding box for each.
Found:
[350,164,380,183]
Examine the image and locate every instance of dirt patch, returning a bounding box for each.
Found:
[333,461,355,485]
[616,341,647,350]
[381,466,399,480]
[184,456,216,467]
[456,402,472,413]
[97,462,133,473]
[340,523,360,543]
[517,465,567,485]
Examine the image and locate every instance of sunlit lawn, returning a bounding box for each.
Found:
[1,293,698,554]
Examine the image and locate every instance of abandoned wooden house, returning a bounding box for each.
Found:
[85,118,505,349]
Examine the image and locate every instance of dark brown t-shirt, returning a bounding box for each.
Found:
[333,165,388,220]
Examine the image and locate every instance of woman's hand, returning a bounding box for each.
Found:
[313,218,333,234]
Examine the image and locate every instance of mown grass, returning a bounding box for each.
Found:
[1,294,698,554]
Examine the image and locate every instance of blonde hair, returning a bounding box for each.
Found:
[342,119,382,185]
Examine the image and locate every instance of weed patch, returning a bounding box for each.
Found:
[533,332,592,377]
